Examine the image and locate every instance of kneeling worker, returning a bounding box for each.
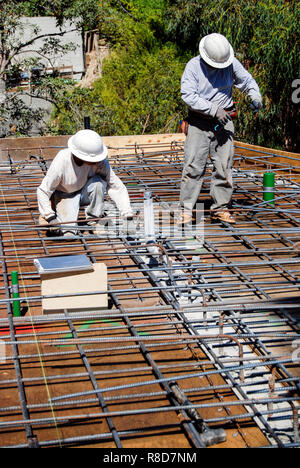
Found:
[37,129,135,238]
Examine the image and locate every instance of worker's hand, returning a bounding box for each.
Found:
[46,215,61,236]
[215,107,231,125]
[250,96,263,113]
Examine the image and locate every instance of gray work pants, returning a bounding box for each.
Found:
[53,175,106,234]
[180,121,234,212]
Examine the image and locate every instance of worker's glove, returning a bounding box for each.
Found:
[122,217,136,236]
[46,215,61,236]
[215,107,231,125]
[250,96,263,113]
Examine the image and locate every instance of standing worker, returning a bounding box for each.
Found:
[37,129,135,238]
[179,33,262,224]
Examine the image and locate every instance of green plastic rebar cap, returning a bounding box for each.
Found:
[11,270,18,284]
[263,172,275,187]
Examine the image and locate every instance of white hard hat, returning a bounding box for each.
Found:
[199,33,234,69]
[68,129,108,163]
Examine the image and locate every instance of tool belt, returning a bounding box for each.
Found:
[180,103,237,134]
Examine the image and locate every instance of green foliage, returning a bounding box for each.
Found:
[48,0,186,136]
[38,76,122,135]
[42,80,97,134]
[0,93,46,137]
[20,0,56,16]
[98,0,159,47]
[48,43,186,136]
[93,44,185,135]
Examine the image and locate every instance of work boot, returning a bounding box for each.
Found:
[62,231,77,241]
[211,210,236,224]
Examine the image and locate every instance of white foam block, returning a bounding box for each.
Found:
[41,263,108,314]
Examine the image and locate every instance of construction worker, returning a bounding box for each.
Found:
[37,129,135,238]
[180,33,262,224]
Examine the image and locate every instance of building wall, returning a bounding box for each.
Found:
[9,17,85,136]
[14,17,85,81]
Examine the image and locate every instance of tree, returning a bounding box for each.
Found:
[47,0,186,136]
[0,0,98,137]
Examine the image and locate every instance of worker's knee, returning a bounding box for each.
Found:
[80,176,106,208]
[87,176,106,196]
[183,161,206,180]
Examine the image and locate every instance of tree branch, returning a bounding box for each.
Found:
[15,89,57,106]
[114,0,137,21]
[9,29,79,63]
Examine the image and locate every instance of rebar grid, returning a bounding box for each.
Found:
[0,140,299,449]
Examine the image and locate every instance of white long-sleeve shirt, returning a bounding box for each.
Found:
[37,149,133,219]
[181,56,262,117]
